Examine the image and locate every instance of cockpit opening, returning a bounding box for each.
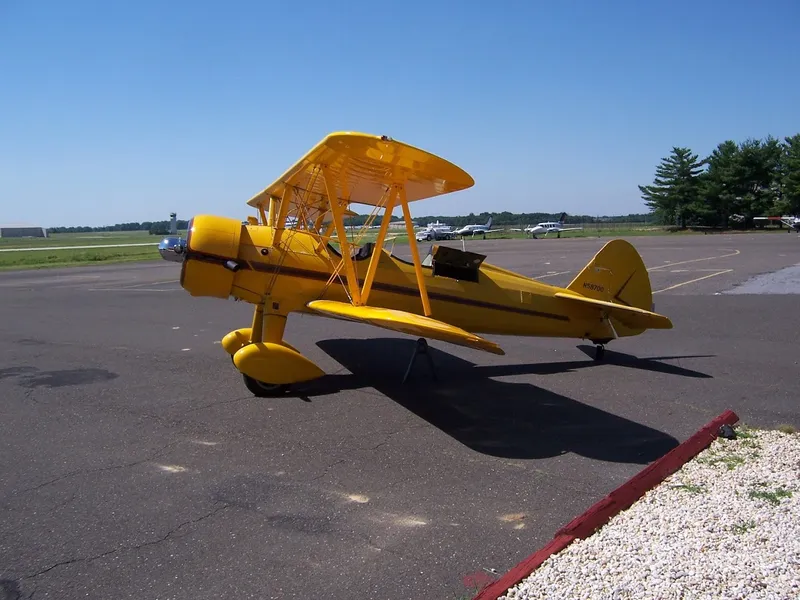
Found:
[352,242,375,261]
[325,241,376,262]
[430,245,485,283]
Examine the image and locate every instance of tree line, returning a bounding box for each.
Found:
[639,133,800,228]
[49,220,190,235]
[48,213,651,233]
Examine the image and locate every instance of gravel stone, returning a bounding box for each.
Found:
[499,427,800,600]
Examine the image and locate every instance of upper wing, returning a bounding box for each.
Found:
[306,300,505,355]
[554,292,672,330]
[246,132,475,214]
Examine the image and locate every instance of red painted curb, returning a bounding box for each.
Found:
[471,409,739,600]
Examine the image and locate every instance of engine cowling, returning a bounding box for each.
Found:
[179,215,244,299]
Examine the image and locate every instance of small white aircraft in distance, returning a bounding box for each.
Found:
[753,215,800,233]
[454,216,505,239]
[524,213,583,239]
[781,215,800,233]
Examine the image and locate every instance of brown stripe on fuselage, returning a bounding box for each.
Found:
[187,251,570,322]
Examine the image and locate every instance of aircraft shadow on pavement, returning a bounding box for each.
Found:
[574,345,714,378]
[308,337,682,464]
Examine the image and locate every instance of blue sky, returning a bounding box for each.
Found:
[2,0,798,227]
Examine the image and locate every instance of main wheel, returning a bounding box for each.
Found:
[242,373,290,397]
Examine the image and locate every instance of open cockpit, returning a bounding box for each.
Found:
[386,243,485,283]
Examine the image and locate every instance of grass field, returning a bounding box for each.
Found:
[0,230,187,271]
[0,224,789,271]
[0,230,174,248]
[0,245,162,271]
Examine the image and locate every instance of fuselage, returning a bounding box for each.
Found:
[456,226,486,235]
[526,222,562,235]
[169,216,605,341]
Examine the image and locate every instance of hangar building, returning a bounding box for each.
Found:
[0,224,49,238]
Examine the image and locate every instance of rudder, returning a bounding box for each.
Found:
[566,239,655,337]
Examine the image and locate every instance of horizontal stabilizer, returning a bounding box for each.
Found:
[555,292,673,331]
[306,300,505,355]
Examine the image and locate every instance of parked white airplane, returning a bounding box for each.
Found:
[781,215,800,232]
[454,216,504,238]
[753,215,800,233]
[524,213,583,239]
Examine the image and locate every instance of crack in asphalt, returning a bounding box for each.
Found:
[308,422,430,483]
[311,459,346,481]
[16,440,182,495]
[182,393,255,415]
[21,503,229,582]
[22,386,38,406]
[349,526,425,566]
[369,422,429,451]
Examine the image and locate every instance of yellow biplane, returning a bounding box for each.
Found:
[159,132,673,396]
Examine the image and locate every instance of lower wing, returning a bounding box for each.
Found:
[306,300,505,355]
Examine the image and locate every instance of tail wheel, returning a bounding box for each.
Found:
[242,374,290,397]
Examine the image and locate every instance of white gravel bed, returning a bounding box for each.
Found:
[499,426,800,600]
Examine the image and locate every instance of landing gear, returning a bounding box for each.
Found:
[242,374,290,397]
[234,301,293,397]
[594,344,605,361]
[403,337,437,384]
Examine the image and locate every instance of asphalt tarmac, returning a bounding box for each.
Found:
[1,233,798,600]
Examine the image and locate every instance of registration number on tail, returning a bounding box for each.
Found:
[583,282,605,293]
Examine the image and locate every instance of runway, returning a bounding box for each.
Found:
[1,233,798,599]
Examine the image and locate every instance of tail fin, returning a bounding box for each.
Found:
[565,239,668,337]
[558,212,567,224]
[486,216,493,228]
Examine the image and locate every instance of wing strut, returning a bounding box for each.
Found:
[321,166,362,305]
[271,186,294,248]
[399,183,432,316]
[316,220,336,255]
[361,188,396,305]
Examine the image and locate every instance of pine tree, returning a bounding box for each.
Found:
[639,147,705,227]
[780,134,800,215]
[702,140,740,227]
